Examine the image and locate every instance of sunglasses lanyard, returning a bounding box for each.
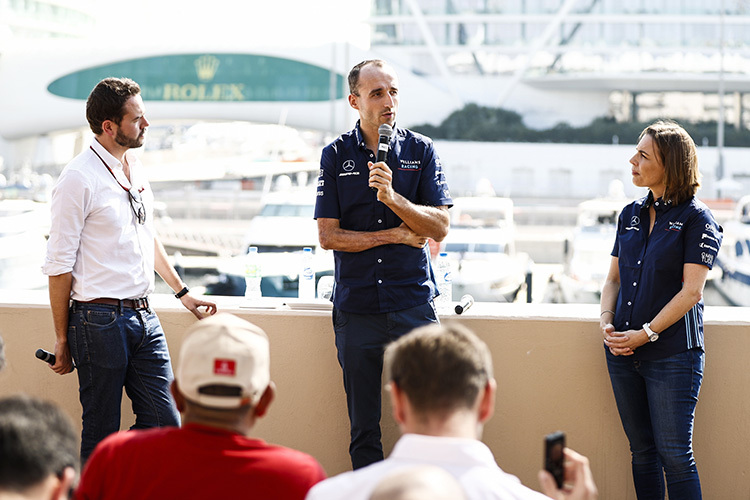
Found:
[89,146,143,196]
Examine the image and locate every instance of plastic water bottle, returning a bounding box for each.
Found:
[299,247,315,300]
[435,252,453,312]
[244,246,262,299]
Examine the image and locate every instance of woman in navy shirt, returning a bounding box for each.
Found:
[599,121,722,500]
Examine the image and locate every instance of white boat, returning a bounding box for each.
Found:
[713,195,750,306]
[207,182,333,297]
[441,196,532,303]
[0,199,50,290]
[547,184,630,304]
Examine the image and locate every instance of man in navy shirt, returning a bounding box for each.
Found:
[315,59,452,469]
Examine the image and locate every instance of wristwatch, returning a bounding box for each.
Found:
[643,323,659,342]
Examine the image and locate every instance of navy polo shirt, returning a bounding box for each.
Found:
[611,192,723,360]
[314,122,452,314]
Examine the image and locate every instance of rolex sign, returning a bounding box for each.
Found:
[47,53,345,102]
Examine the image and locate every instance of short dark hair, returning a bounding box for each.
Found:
[0,395,78,493]
[640,120,701,205]
[348,59,387,96]
[86,77,141,135]
[384,323,493,415]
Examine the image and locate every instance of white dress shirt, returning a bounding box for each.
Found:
[306,434,550,500]
[43,139,156,301]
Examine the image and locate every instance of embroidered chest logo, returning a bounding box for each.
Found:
[626,216,640,231]
[667,221,683,232]
[340,159,360,177]
[399,159,421,171]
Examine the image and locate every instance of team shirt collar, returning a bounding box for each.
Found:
[354,120,399,150]
[641,189,674,210]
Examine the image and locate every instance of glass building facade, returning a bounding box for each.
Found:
[370,0,750,126]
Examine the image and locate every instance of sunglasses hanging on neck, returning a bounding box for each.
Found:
[90,146,146,225]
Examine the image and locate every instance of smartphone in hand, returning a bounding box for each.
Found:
[544,431,566,489]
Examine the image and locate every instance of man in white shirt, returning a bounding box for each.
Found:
[42,77,217,463]
[306,323,598,500]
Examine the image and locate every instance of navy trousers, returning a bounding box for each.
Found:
[333,301,438,469]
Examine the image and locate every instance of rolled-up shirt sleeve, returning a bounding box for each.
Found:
[42,169,90,276]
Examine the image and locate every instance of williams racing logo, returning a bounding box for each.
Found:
[398,159,422,171]
[340,159,360,177]
[666,221,684,232]
[625,216,640,231]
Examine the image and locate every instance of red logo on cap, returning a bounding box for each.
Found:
[213,359,236,376]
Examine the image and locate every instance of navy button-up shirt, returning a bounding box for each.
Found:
[611,192,723,360]
[314,122,452,314]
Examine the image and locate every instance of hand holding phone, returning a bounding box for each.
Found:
[544,431,566,489]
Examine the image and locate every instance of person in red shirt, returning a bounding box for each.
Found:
[76,313,326,499]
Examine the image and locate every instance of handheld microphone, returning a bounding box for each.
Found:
[454,294,475,315]
[35,348,55,365]
[376,123,393,163]
[36,349,75,372]
[372,123,393,192]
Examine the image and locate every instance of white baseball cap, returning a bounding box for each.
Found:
[177,313,270,409]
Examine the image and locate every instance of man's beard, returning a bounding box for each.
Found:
[115,129,145,149]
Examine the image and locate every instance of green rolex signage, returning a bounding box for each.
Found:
[47,53,345,102]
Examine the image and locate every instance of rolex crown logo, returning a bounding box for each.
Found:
[194,55,220,82]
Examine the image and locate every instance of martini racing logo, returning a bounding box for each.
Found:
[667,221,683,231]
[626,216,640,231]
[340,159,360,177]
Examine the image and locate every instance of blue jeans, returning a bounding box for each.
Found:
[606,348,704,500]
[333,301,438,470]
[68,301,180,463]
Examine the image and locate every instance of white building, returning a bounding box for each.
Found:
[370,0,750,129]
[0,0,96,40]
[0,0,749,200]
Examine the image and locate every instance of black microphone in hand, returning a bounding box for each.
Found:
[376,123,393,163]
[36,348,75,372]
[372,123,393,192]
[35,348,56,365]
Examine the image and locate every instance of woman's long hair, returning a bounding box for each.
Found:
[639,120,701,205]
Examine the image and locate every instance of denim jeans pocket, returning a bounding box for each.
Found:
[80,310,126,370]
[85,309,117,328]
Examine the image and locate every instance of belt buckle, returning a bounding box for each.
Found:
[133,297,149,310]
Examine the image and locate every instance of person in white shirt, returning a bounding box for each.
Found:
[42,77,217,463]
[306,323,598,500]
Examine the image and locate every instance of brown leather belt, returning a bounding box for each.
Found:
[76,297,150,310]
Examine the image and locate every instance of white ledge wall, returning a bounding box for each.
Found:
[0,292,748,500]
